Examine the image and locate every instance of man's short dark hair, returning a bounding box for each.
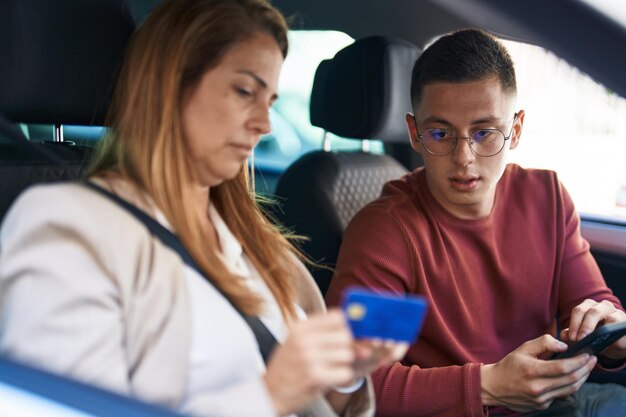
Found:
[410,28,517,109]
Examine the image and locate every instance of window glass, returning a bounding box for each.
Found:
[578,0,626,28]
[254,31,384,181]
[503,40,626,220]
[19,124,105,146]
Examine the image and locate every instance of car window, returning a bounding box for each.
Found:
[579,0,626,28]
[19,124,105,147]
[503,40,626,220]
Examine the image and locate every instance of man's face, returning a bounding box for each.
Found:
[406,75,525,219]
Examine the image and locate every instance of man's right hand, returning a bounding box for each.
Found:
[480,334,597,412]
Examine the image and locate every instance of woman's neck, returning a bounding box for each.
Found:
[192,184,222,253]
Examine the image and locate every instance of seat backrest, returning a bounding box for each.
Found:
[0,0,135,224]
[274,36,421,294]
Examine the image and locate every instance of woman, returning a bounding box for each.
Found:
[0,0,406,416]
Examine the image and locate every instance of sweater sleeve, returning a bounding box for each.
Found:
[326,207,487,417]
[555,179,624,324]
[554,180,626,371]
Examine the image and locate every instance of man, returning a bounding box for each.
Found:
[326,28,626,417]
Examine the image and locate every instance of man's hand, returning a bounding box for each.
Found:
[480,335,597,412]
[562,299,626,360]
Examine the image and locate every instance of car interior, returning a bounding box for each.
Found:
[0,0,135,223]
[1,0,626,411]
[273,35,416,294]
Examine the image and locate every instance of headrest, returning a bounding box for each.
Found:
[0,0,136,126]
[310,36,421,143]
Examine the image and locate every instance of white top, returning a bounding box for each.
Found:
[182,204,302,416]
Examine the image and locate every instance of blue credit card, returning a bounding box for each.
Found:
[341,287,428,343]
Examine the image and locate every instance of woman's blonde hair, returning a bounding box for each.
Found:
[89,0,299,318]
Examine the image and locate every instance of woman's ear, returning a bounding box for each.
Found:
[405,113,422,153]
[509,109,525,150]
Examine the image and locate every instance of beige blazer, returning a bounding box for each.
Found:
[0,179,373,417]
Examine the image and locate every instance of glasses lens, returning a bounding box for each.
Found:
[470,130,505,157]
[422,129,455,155]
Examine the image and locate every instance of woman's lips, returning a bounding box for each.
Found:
[229,143,254,156]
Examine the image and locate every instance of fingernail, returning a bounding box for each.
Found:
[557,341,568,349]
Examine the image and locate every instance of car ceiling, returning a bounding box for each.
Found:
[128,0,475,47]
[128,0,626,99]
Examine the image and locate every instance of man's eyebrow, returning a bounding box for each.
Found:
[470,116,501,125]
[420,116,453,126]
[420,115,503,126]
[234,69,278,101]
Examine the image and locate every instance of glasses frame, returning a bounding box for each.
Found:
[414,113,519,157]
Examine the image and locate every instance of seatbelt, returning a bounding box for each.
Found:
[83,181,278,364]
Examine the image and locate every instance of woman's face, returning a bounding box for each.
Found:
[181,32,283,187]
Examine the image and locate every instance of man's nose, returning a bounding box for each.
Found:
[452,136,475,165]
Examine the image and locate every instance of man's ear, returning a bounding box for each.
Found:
[509,109,525,150]
[405,113,422,153]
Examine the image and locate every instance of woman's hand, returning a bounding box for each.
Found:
[263,310,356,416]
[351,338,409,379]
[263,309,409,416]
[325,337,409,416]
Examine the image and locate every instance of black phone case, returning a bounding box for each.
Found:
[552,322,626,360]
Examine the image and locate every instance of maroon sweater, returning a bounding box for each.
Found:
[326,164,623,417]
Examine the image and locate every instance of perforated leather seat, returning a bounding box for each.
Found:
[274,36,421,294]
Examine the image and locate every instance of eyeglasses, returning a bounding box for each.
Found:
[415,113,518,157]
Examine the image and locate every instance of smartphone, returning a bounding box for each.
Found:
[341,287,428,343]
[552,322,626,360]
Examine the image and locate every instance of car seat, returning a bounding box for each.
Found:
[273,36,421,294]
[0,0,135,224]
